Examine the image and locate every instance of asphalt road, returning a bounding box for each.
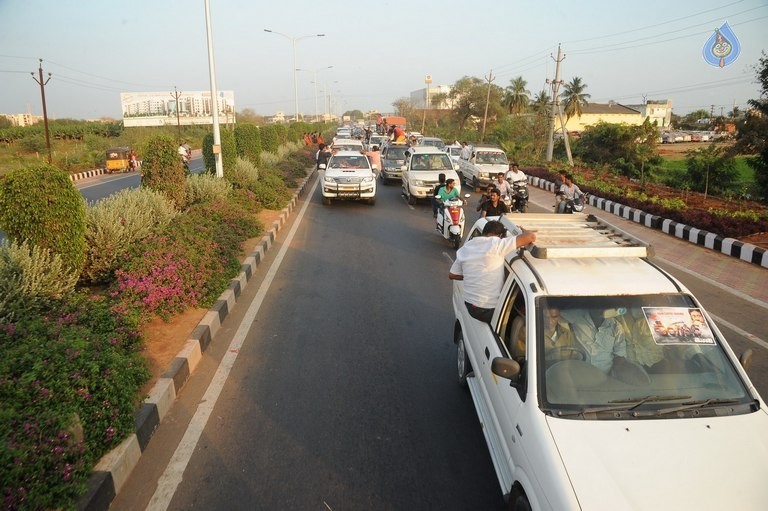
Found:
[99,171,768,510]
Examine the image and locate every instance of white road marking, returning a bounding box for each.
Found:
[708,313,768,350]
[146,177,320,511]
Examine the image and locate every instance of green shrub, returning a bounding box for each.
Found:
[234,124,262,166]
[253,167,292,209]
[140,135,186,209]
[81,188,178,284]
[202,132,215,172]
[0,164,86,274]
[219,129,237,176]
[0,240,79,323]
[185,174,233,206]
[1,292,148,511]
[225,157,259,190]
[259,125,280,153]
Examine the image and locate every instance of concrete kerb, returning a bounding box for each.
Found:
[530,176,767,269]
[77,168,318,511]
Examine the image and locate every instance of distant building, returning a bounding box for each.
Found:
[625,99,673,128]
[410,85,454,109]
[1,113,43,126]
[560,102,643,133]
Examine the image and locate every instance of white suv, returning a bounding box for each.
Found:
[454,213,768,510]
[457,145,509,190]
[321,151,377,206]
[401,146,461,205]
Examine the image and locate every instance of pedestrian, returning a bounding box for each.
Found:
[448,220,536,323]
[316,143,331,169]
[129,149,138,173]
[460,141,472,160]
[365,145,382,174]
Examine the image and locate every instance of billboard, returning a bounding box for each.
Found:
[120,90,235,127]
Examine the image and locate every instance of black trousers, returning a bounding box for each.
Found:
[465,301,494,323]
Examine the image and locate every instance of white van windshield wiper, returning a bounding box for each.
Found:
[556,395,692,417]
[654,398,742,416]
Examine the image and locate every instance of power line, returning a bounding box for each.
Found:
[562,0,748,45]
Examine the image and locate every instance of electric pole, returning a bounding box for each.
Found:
[545,44,572,165]
[31,59,52,164]
[171,87,183,143]
[481,70,495,142]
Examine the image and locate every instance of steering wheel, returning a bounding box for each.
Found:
[546,346,588,363]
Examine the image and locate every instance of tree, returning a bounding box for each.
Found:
[685,143,738,198]
[342,109,364,120]
[561,76,590,121]
[531,89,551,115]
[732,52,768,202]
[503,76,530,115]
[448,76,504,133]
[573,121,661,179]
[391,97,415,119]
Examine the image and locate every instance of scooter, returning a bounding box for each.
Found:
[436,194,471,249]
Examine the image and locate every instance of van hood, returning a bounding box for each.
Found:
[545,411,768,510]
[325,168,374,178]
[476,163,508,175]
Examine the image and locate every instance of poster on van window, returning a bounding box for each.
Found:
[120,91,235,127]
[641,307,715,345]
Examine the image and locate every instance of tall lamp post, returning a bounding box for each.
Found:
[264,29,325,122]
[298,66,333,122]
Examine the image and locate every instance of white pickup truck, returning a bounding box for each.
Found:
[453,213,767,510]
[456,145,509,191]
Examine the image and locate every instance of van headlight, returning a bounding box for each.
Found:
[324,175,336,183]
[362,176,374,183]
[414,179,425,187]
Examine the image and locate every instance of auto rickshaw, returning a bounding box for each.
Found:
[105,147,132,173]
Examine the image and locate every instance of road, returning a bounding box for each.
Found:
[107,172,767,510]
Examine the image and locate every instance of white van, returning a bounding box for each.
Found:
[457,145,509,190]
[321,151,376,206]
[454,213,768,510]
[400,146,461,205]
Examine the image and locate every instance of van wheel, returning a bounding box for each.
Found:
[472,177,480,193]
[368,197,376,206]
[407,190,416,205]
[322,197,331,206]
[456,329,471,389]
[509,494,531,511]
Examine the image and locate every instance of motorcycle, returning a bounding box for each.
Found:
[436,194,471,249]
[507,179,529,213]
[556,192,588,214]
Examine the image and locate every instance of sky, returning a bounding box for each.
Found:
[1,0,767,120]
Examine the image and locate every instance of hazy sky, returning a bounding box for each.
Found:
[1,0,766,120]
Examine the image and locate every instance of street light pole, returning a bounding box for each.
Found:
[298,66,333,121]
[264,29,325,122]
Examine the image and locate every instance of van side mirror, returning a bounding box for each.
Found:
[400,165,407,171]
[739,349,753,372]
[319,164,326,170]
[491,357,521,384]
[454,164,460,171]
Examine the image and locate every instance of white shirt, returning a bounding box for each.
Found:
[460,145,472,160]
[505,169,527,185]
[450,235,520,308]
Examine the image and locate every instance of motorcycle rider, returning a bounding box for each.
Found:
[493,172,513,198]
[432,173,447,218]
[555,173,585,213]
[481,189,509,218]
[476,183,496,212]
[505,162,527,186]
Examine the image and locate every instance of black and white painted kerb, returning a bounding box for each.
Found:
[76,169,318,511]
[529,176,767,269]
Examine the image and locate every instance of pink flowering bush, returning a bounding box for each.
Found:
[112,192,262,320]
[0,293,148,510]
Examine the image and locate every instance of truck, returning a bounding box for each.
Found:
[456,145,509,191]
[454,213,767,510]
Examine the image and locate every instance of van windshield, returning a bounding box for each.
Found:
[475,152,508,165]
[410,154,453,171]
[536,294,753,418]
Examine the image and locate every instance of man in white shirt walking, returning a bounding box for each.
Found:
[448,220,536,323]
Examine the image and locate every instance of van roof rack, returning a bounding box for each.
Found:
[498,213,653,259]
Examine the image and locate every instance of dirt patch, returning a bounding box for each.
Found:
[138,206,286,394]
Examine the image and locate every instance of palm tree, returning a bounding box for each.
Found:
[561,76,591,121]
[531,89,551,115]
[503,76,530,115]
